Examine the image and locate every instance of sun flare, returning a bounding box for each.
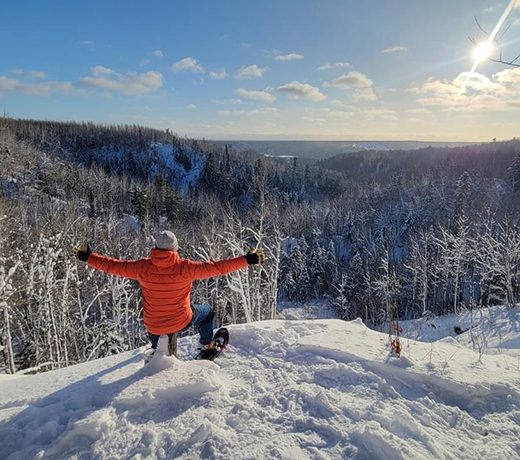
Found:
[473,42,492,62]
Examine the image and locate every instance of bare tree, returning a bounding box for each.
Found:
[470,16,520,68]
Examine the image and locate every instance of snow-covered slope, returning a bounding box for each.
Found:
[401,305,520,358]
[1,317,520,460]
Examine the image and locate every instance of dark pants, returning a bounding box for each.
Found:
[148,304,215,349]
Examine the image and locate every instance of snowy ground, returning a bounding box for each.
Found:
[400,305,520,359]
[1,310,520,459]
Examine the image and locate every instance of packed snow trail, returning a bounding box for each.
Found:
[1,318,520,460]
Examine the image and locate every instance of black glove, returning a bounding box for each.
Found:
[244,248,266,265]
[73,244,92,262]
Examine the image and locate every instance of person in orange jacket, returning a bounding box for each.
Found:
[74,230,265,360]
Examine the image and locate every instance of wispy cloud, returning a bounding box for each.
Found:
[218,107,279,116]
[209,70,228,80]
[235,87,276,102]
[187,103,196,109]
[317,62,351,71]
[79,66,163,96]
[303,115,327,125]
[10,69,47,79]
[0,76,73,97]
[212,98,246,106]
[172,57,204,73]
[80,41,95,50]
[353,88,377,101]
[274,53,304,61]
[235,64,269,79]
[405,108,431,114]
[323,71,373,89]
[381,46,409,53]
[153,50,163,58]
[277,81,326,101]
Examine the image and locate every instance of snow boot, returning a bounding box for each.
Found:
[197,328,229,361]
[168,333,178,357]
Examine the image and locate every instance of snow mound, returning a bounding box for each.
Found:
[1,318,520,459]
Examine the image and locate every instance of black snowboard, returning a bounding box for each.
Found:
[196,327,229,361]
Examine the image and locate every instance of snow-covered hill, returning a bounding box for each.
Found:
[1,312,520,459]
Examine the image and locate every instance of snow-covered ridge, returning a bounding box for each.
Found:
[1,313,519,459]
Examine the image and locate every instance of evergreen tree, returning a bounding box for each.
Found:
[508,152,520,193]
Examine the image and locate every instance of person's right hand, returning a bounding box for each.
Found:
[73,244,92,262]
[244,248,266,265]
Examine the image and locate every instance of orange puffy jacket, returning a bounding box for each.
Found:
[88,249,248,335]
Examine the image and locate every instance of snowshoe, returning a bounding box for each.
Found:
[196,328,229,361]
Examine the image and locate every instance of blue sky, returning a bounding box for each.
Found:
[1,0,520,141]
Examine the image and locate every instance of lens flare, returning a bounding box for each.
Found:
[459,0,519,97]
[473,42,492,62]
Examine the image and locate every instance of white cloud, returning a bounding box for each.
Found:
[28,71,47,79]
[10,69,47,79]
[79,67,163,96]
[277,81,326,102]
[0,76,73,97]
[81,41,95,48]
[209,70,228,80]
[323,71,373,89]
[361,108,398,121]
[274,53,304,61]
[153,50,163,58]
[381,46,409,53]
[172,57,204,73]
[187,103,196,109]
[218,107,279,116]
[329,100,357,110]
[92,66,116,77]
[212,98,246,106]
[235,64,269,79]
[317,62,351,71]
[303,115,327,125]
[235,87,276,102]
[353,88,377,101]
[409,68,520,112]
[405,108,431,114]
[140,59,151,67]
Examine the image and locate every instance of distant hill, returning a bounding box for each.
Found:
[316,140,520,182]
[213,140,479,162]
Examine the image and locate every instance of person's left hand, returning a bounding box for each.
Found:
[73,244,92,262]
[244,248,266,265]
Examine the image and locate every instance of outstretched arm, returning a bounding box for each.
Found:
[181,256,248,281]
[87,253,142,280]
[181,249,266,281]
[74,244,142,280]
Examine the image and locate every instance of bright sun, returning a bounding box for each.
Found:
[474,42,492,62]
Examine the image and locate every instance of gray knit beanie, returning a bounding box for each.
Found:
[155,231,179,251]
